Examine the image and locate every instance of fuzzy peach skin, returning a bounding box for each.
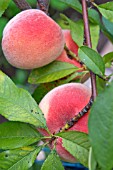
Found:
[39,83,91,162]
[56,30,81,68]
[2,9,64,69]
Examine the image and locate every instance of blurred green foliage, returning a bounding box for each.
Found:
[50,0,68,11]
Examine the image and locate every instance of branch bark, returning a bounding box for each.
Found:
[82,0,97,100]
[37,0,50,14]
[13,0,32,10]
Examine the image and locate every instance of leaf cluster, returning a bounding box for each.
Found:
[0,0,113,170]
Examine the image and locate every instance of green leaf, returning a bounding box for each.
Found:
[32,84,54,104]
[60,15,99,49]
[96,77,106,94]
[0,71,46,129]
[28,61,78,84]
[90,24,100,50]
[60,0,100,25]
[88,9,101,25]
[12,69,28,85]
[0,146,42,170]
[89,147,97,170]
[102,17,113,39]
[101,17,113,43]
[41,150,64,170]
[0,0,11,17]
[0,17,8,39]
[0,121,42,150]
[32,82,58,104]
[56,17,70,30]
[60,0,82,13]
[95,2,113,23]
[50,0,68,11]
[60,14,83,47]
[103,52,113,67]
[57,131,90,167]
[88,81,113,170]
[4,1,20,19]
[70,20,84,47]
[78,46,105,76]
[32,71,85,103]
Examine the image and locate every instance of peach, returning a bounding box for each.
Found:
[39,83,91,162]
[2,9,64,69]
[56,30,81,68]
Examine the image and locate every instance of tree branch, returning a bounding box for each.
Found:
[58,97,93,133]
[13,0,32,10]
[82,0,97,100]
[37,0,50,14]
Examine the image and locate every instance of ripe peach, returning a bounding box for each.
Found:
[39,83,91,162]
[56,30,81,68]
[2,9,64,69]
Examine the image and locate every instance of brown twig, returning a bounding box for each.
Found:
[82,0,97,100]
[13,0,32,10]
[59,97,93,133]
[37,0,50,14]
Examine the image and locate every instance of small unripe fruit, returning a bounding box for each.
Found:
[57,30,81,68]
[2,9,64,69]
[39,83,91,162]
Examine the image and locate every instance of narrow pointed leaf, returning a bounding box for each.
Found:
[60,14,83,46]
[28,61,78,84]
[60,0,82,13]
[0,121,42,150]
[89,81,113,169]
[0,71,46,129]
[60,15,99,49]
[0,17,8,39]
[0,0,11,17]
[96,2,113,23]
[69,19,83,47]
[103,52,113,67]
[57,131,90,167]
[90,24,100,50]
[0,146,42,170]
[78,46,105,76]
[96,77,106,94]
[101,17,113,43]
[88,9,101,25]
[41,150,64,170]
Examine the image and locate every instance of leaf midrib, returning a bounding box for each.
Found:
[62,138,89,151]
[0,136,40,139]
[80,51,103,74]
[8,148,36,170]
[36,67,77,79]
